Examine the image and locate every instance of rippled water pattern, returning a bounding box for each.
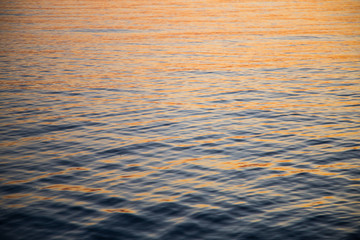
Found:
[1,0,360,239]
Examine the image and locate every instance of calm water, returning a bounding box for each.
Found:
[1,0,360,239]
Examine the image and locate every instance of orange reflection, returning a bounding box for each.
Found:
[294,196,336,209]
[260,166,338,180]
[30,196,55,201]
[200,160,273,170]
[103,208,135,213]
[8,204,26,208]
[317,163,360,169]
[193,204,220,209]
[3,193,31,199]
[1,0,358,91]
[0,0,359,217]
[41,184,111,193]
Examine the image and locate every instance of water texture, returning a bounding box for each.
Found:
[0,0,360,239]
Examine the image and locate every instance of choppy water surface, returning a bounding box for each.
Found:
[1,0,360,239]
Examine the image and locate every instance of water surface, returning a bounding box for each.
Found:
[1,0,360,239]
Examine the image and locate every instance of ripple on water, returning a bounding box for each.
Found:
[1,0,360,239]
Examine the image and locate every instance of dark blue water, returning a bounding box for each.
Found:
[1,0,360,239]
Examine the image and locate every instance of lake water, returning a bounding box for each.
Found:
[0,0,360,239]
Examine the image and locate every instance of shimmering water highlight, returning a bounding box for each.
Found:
[0,0,360,239]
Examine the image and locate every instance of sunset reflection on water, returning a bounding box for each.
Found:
[1,0,360,239]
